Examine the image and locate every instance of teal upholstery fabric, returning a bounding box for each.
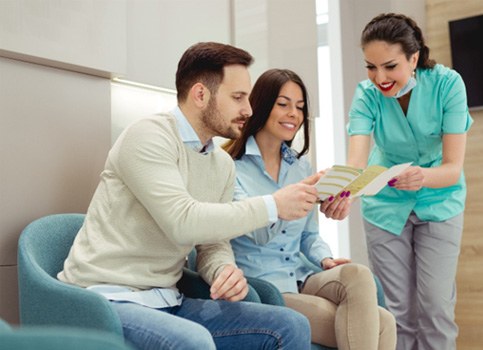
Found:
[18,214,124,335]
[0,320,133,350]
[0,318,11,331]
[245,276,285,306]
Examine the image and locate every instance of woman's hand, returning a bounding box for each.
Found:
[319,195,352,220]
[322,257,352,270]
[389,166,425,191]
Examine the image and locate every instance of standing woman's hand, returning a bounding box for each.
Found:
[389,166,425,191]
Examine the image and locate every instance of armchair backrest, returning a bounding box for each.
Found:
[19,213,84,278]
[17,214,123,335]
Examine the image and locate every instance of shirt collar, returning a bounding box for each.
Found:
[172,106,214,153]
[245,136,297,165]
[245,135,262,156]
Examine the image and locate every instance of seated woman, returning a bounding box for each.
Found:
[224,69,396,350]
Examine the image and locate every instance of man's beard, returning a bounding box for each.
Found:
[201,97,246,140]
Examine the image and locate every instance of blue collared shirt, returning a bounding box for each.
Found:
[172,106,215,153]
[230,136,332,293]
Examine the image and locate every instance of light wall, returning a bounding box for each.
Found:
[234,0,319,165]
[125,0,231,88]
[0,0,124,323]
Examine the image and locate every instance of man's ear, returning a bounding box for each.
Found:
[190,83,211,108]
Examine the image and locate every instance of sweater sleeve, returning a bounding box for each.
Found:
[112,117,270,246]
[195,163,238,284]
[195,241,235,285]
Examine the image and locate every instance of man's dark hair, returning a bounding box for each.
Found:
[175,42,254,103]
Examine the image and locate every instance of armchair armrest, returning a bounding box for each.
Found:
[373,274,387,308]
[246,276,285,306]
[0,318,11,331]
[17,259,123,335]
[178,268,212,299]
[178,268,261,303]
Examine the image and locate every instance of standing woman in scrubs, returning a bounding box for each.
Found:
[346,13,473,350]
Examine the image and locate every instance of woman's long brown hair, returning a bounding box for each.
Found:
[224,68,310,160]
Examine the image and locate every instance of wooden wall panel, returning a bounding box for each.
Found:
[458,118,483,350]
[426,1,483,349]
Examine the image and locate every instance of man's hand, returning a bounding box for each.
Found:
[322,257,351,270]
[273,174,320,221]
[210,264,248,302]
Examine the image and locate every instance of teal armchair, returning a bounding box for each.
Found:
[0,317,133,350]
[17,213,255,343]
[17,214,124,335]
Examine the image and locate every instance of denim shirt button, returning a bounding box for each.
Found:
[289,272,294,276]
[285,257,289,261]
[281,230,286,234]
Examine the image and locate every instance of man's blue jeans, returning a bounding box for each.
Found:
[112,297,311,350]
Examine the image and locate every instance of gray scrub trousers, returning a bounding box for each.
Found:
[364,212,464,350]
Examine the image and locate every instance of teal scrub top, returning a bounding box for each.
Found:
[348,64,473,235]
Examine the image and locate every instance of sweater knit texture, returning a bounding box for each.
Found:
[58,113,269,290]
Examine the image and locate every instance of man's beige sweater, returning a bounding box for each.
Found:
[58,113,269,290]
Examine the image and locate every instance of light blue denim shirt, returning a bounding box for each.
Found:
[231,136,332,293]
